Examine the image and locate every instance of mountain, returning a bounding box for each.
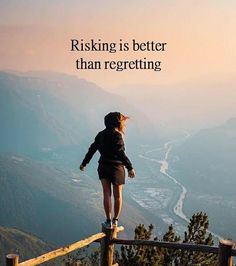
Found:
[0,71,84,155]
[0,71,159,158]
[0,153,97,245]
[171,118,236,240]
[0,226,51,265]
[26,70,160,143]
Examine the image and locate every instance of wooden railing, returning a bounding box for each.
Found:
[6,232,106,266]
[5,226,236,266]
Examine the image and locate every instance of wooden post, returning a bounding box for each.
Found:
[6,254,19,266]
[100,225,117,266]
[219,239,234,266]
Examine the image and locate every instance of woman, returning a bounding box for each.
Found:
[80,112,135,228]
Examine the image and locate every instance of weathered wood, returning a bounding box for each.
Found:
[100,226,123,266]
[95,226,124,244]
[6,254,19,266]
[112,238,219,254]
[18,232,105,266]
[100,225,116,266]
[219,239,234,266]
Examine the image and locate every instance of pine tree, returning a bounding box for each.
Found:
[179,212,218,266]
[161,224,181,265]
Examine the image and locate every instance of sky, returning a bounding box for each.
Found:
[0,0,235,89]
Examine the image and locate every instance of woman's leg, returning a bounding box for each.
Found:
[113,184,123,219]
[100,178,112,220]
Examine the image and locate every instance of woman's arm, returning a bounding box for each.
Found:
[81,134,99,168]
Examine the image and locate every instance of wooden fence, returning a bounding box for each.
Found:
[5,226,236,266]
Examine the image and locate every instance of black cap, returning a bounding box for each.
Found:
[104,112,121,129]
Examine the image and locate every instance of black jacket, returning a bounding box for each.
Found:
[81,128,133,171]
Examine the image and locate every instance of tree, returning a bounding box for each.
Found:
[179,212,218,266]
[161,224,181,265]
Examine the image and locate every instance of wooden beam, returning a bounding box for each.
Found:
[19,232,105,266]
[112,239,219,254]
[100,226,116,266]
[100,226,124,266]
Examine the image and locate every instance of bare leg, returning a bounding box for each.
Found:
[113,184,123,219]
[100,179,112,220]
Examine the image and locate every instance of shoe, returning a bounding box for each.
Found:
[102,220,112,229]
[112,218,118,227]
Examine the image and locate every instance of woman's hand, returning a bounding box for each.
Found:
[80,164,85,171]
[128,169,135,178]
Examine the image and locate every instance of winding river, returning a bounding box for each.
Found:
[139,133,222,240]
[139,138,189,224]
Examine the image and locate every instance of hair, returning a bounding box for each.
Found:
[116,113,130,135]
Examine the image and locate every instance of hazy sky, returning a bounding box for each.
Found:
[0,1,235,89]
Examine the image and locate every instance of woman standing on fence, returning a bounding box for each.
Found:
[80,112,135,228]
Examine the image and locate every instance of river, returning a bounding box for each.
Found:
[138,133,222,240]
[139,135,190,225]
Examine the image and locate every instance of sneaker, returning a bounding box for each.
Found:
[102,220,112,229]
[112,218,118,227]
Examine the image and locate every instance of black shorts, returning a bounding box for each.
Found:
[97,162,125,185]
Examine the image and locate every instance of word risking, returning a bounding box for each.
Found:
[71,39,167,53]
